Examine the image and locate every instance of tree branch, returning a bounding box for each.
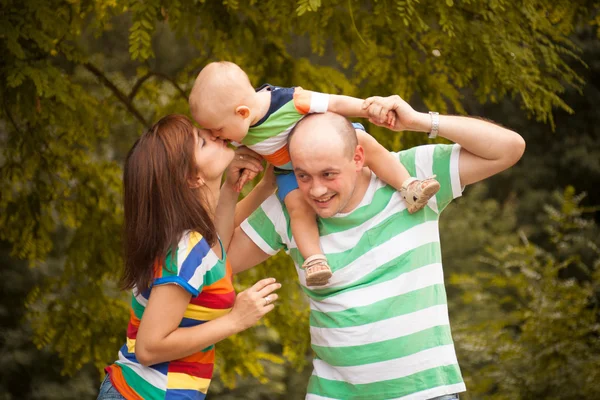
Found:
[83,63,150,127]
[128,71,188,102]
[128,72,153,101]
[153,72,188,101]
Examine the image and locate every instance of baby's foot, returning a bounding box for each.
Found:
[400,176,441,213]
[303,254,332,286]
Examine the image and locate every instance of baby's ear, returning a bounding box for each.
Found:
[235,105,251,119]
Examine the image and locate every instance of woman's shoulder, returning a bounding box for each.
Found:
[152,230,223,296]
[175,230,213,258]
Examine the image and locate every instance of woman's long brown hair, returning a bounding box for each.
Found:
[121,114,217,292]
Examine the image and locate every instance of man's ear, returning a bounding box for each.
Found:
[353,145,366,171]
[189,175,205,189]
[235,105,251,119]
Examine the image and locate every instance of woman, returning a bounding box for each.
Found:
[98,114,279,400]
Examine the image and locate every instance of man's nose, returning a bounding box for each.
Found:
[310,180,327,197]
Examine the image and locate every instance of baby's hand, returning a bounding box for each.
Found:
[235,168,259,192]
[228,147,263,192]
[362,96,395,129]
[362,95,416,132]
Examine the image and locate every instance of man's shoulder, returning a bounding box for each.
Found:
[256,194,288,219]
[394,144,457,166]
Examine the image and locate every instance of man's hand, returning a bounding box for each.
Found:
[362,95,425,133]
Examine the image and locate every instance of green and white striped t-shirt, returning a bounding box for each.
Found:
[241,144,466,400]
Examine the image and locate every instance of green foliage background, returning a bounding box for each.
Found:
[1,0,600,398]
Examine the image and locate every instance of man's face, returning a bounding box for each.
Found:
[291,132,363,218]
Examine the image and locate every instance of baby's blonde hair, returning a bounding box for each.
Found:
[189,61,254,121]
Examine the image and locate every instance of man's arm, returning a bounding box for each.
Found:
[363,95,526,186]
[228,227,272,275]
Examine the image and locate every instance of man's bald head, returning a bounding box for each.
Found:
[287,112,366,218]
[189,61,255,122]
[288,112,358,161]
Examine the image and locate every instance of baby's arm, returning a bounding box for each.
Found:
[327,95,370,118]
[356,129,411,192]
[300,90,411,190]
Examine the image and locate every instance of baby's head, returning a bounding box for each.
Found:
[189,61,255,142]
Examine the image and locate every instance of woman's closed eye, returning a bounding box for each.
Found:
[196,130,206,147]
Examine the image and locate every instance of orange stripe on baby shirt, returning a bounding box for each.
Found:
[107,364,145,400]
[293,87,312,114]
[263,145,291,167]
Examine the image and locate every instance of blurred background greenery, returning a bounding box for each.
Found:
[1,1,600,399]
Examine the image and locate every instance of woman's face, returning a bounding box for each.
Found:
[193,128,234,183]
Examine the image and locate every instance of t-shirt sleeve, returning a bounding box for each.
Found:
[395,144,463,214]
[152,231,221,297]
[240,195,288,255]
[292,87,330,115]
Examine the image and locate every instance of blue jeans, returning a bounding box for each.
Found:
[97,374,126,400]
[431,395,459,400]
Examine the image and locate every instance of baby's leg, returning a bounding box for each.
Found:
[356,128,440,213]
[356,128,410,189]
[284,190,332,286]
[285,190,321,256]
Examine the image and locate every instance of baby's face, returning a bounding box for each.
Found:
[196,104,250,144]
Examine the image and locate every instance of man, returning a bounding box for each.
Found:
[228,95,526,399]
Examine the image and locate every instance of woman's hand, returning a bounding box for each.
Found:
[226,147,264,192]
[227,277,281,331]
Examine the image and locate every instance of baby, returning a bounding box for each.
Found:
[189,61,439,286]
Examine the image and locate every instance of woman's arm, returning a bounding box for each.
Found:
[135,278,281,366]
[214,148,264,250]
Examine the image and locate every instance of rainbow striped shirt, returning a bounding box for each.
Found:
[106,231,235,400]
[239,84,329,169]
